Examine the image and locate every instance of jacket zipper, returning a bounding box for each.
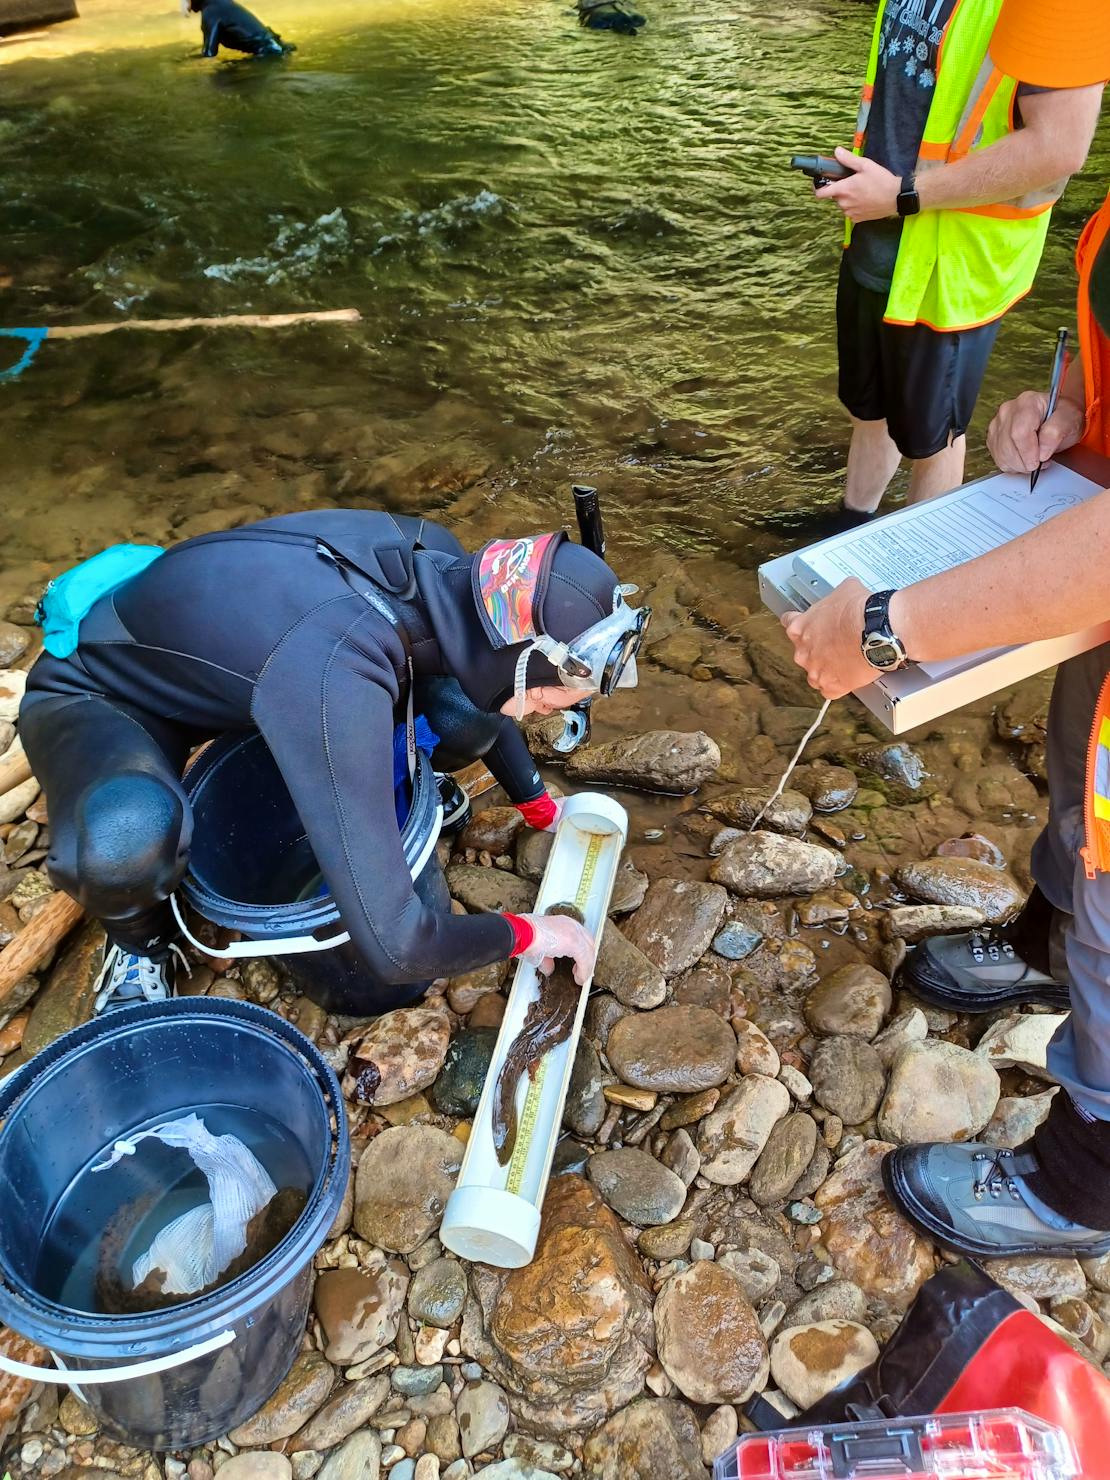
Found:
[1082,669,1110,879]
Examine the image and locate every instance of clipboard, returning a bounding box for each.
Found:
[758,447,1110,735]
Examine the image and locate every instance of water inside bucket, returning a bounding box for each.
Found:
[35,1104,313,1315]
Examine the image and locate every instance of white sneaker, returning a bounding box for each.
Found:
[93,942,189,1016]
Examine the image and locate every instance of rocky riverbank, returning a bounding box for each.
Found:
[0,571,1103,1480]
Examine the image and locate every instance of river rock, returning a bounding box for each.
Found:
[983,1255,1086,1301]
[317,1431,381,1480]
[228,1352,336,1445]
[354,1126,463,1253]
[855,741,927,793]
[446,865,537,915]
[581,1398,706,1480]
[622,878,728,977]
[815,1141,935,1307]
[749,1113,819,1207]
[809,1038,885,1125]
[711,920,764,961]
[217,1458,292,1480]
[607,1004,736,1092]
[564,1038,607,1138]
[0,671,26,724]
[563,730,721,794]
[769,1321,880,1409]
[457,1380,510,1458]
[409,1257,468,1329]
[975,1013,1068,1079]
[785,1280,867,1327]
[314,1262,409,1364]
[698,1075,791,1185]
[660,1128,701,1186]
[460,807,523,855]
[655,1260,769,1403]
[343,1008,451,1107]
[882,904,987,943]
[515,828,554,883]
[734,1019,781,1077]
[894,859,1024,924]
[471,1463,558,1480]
[22,921,107,1055]
[638,1217,696,1261]
[447,961,506,1015]
[804,965,890,1039]
[289,1374,391,1452]
[430,1028,497,1116]
[610,857,650,915]
[593,921,667,1009]
[793,763,858,813]
[0,1333,48,1448]
[982,1090,1057,1148]
[878,1040,1000,1144]
[871,1008,929,1069]
[673,959,731,1014]
[587,1148,687,1226]
[710,833,837,897]
[0,623,30,668]
[704,788,812,835]
[463,1176,654,1436]
[0,777,38,827]
[719,1247,781,1303]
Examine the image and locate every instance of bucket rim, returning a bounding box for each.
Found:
[0,998,350,1358]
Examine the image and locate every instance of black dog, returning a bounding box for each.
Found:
[188,0,294,57]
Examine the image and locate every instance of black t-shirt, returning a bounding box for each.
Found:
[847,0,958,293]
[1092,230,1110,339]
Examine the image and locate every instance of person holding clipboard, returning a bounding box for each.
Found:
[783,0,1110,1262]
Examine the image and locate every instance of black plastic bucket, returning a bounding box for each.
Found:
[0,998,348,1451]
[179,730,448,1016]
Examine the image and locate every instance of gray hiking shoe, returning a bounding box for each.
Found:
[882,1142,1110,1259]
[903,925,1069,1014]
[93,943,188,1015]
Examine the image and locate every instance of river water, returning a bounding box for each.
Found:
[1,0,1108,850]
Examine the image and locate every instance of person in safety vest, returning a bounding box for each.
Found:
[810,0,1102,534]
[18,512,650,1015]
[781,0,1110,1262]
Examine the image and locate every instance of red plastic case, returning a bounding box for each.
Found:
[713,1409,1079,1480]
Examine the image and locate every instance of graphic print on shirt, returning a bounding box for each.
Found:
[878,0,955,92]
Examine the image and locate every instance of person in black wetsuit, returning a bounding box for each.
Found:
[188,0,293,58]
[19,511,649,1014]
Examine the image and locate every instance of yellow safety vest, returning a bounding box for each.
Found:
[852,0,1067,331]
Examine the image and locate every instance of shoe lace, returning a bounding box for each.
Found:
[93,941,191,1012]
[971,1148,1022,1203]
[966,927,1016,967]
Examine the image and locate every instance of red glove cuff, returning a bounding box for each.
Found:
[503,912,536,957]
[515,793,558,830]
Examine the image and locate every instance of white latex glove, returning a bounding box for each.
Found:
[541,796,568,834]
[516,912,596,986]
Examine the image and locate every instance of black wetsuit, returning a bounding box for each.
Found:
[20,511,616,987]
[195,0,291,57]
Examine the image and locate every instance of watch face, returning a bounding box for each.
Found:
[863,634,901,670]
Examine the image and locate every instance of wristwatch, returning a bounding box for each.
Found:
[861,589,909,672]
[896,173,921,217]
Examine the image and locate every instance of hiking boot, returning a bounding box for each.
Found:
[436,773,472,837]
[902,884,1070,1013]
[882,1142,1110,1259]
[93,942,188,1016]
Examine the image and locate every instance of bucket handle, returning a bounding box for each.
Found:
[169,895,351,959]
[0,1327,236,1385]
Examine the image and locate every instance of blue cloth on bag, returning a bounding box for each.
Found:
[393,714,439,825]
[37,545,165,658]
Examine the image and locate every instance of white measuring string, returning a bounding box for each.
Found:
[747,698,833,833]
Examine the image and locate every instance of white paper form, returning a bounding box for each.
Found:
[788,461,1106,681]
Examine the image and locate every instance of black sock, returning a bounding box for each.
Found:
[1026,1092,1110,1228]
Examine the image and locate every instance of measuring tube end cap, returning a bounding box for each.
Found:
[440,1185,542,1269]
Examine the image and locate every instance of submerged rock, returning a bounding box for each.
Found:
[710,833,837,898]
[878,1040,1000,1145]
[563,730,721,794]
[854,742,927,794]
[894,858,1024,924]
[607,1004,736,1092]
[655,1261,769,1403]
[792,763,858,813]
[622,878,728,977]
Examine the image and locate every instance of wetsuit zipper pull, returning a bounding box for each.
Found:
[1082,846,1098,881]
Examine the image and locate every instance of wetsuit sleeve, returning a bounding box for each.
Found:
[481,717,546,805]
[252,606,517,985]
[201,12,220,55]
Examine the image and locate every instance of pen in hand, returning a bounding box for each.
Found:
[1030,326,1070,493]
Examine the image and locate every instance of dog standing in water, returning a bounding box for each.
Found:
[186,0,294,58]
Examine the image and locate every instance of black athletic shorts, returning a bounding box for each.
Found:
[836,255,1001,461]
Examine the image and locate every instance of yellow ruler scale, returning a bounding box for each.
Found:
[504,830,605,1196]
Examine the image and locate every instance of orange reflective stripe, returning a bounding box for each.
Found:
[951,65,1001,159]
[881,281,1033,332]
[954,200,1055,220]
[916,141,949,162]
[861,83,874,101]
[1083,670,1110,878]
[852,132,865,150]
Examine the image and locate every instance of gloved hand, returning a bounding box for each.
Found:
[515,792,566,834]
[515,911,596,985]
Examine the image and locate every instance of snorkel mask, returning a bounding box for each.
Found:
[473,532,652,720]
